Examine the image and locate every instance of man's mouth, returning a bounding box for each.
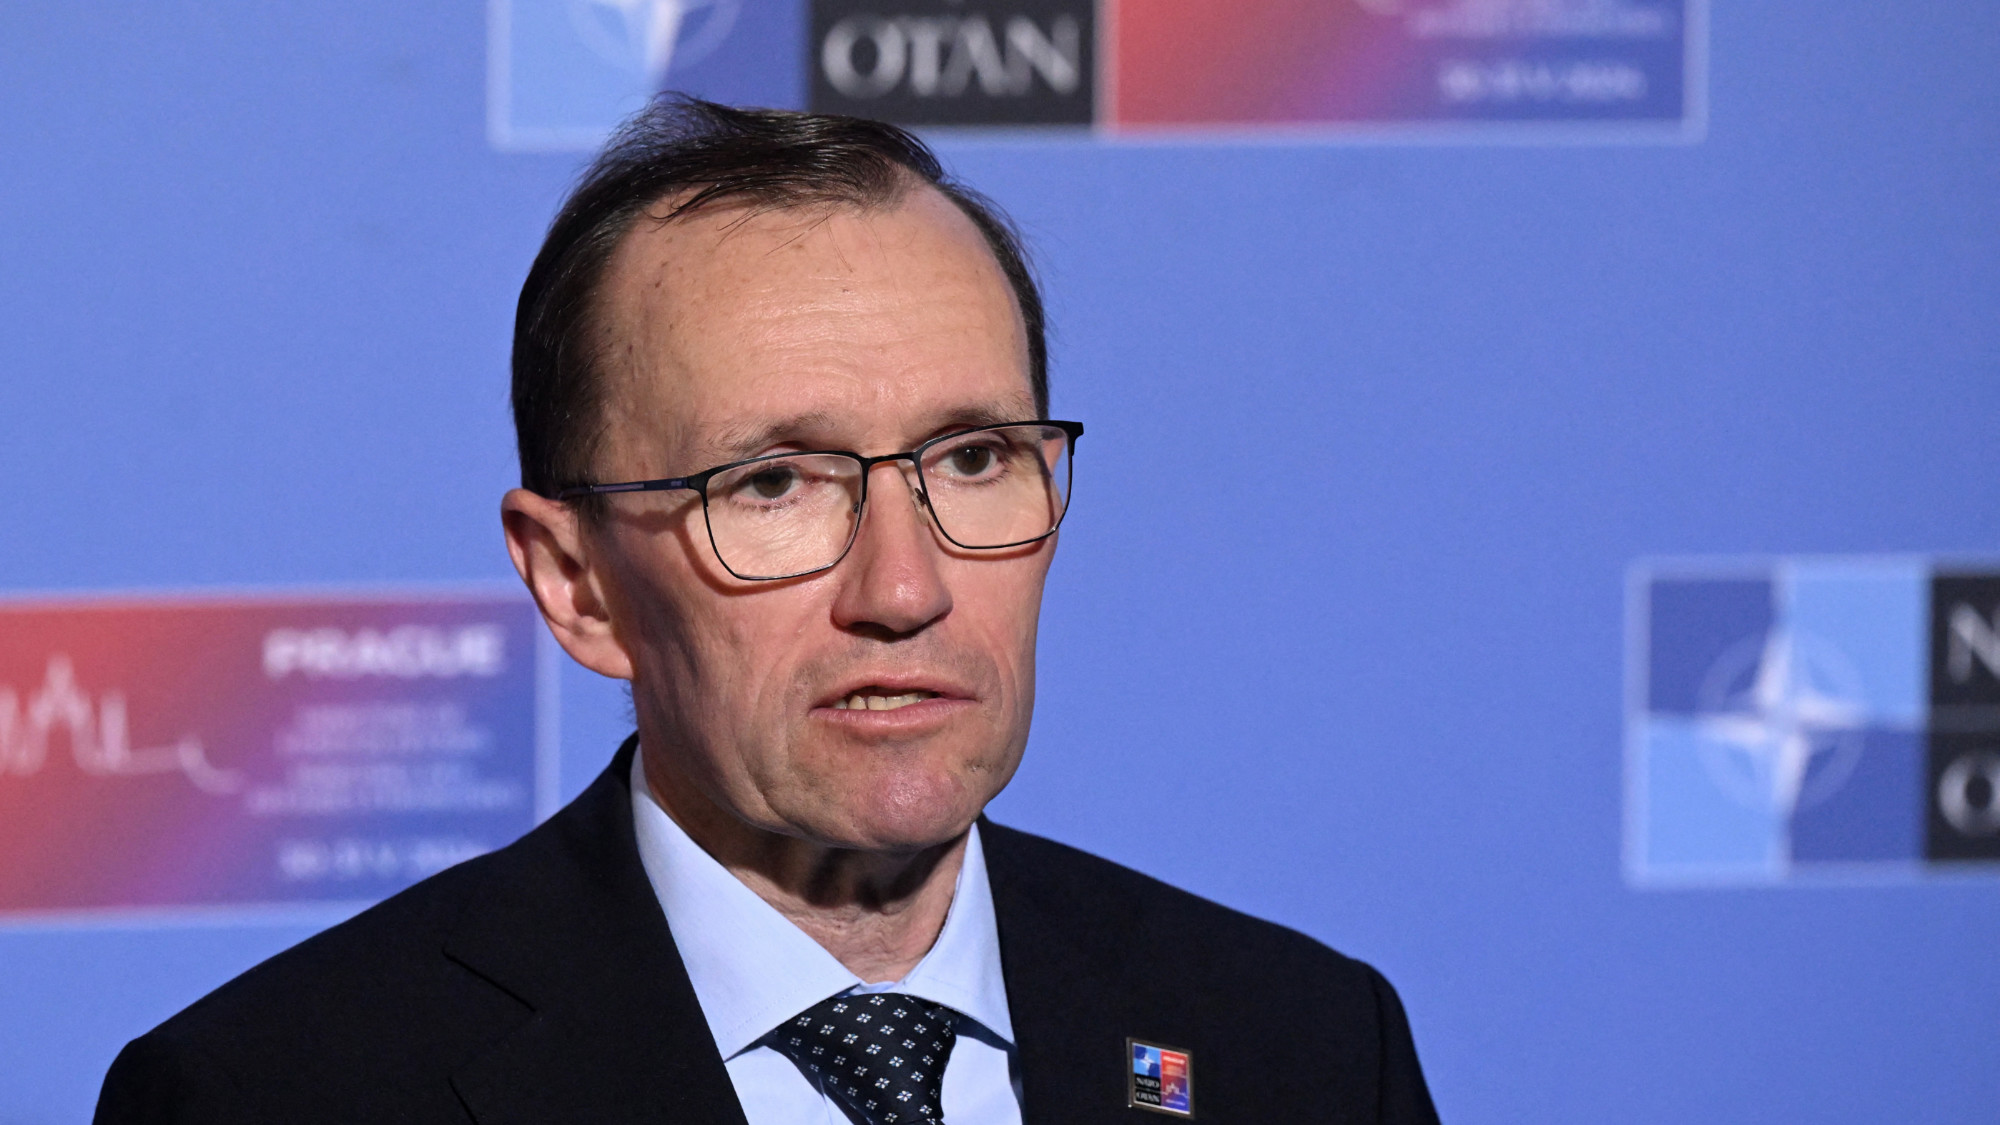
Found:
[831,690,941,712]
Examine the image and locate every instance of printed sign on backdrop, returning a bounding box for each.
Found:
[490,0,1702,149]
[1626,558,2000,885]
[809,0,1096,127]
[488,0,802,149]
[0,592,554,919]
[1109,0,1698,135]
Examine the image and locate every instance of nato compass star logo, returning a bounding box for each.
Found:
[568,0,741,88]
[1628,560,1943,884]
[1691,627,1868,822]
[489,0,759,150]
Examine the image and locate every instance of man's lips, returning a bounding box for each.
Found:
[812,679,972,715]
[811,692,971,735]
[831,689,939,711]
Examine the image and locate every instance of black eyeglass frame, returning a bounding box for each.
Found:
[553,419,1084,582]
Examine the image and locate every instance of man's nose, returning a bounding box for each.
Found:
[829,461,953,637]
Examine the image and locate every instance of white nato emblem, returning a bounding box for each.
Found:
[1628,558,1940,884]
[489,0,742,150]
[1692,627,1868,817]
[570,0,740,86]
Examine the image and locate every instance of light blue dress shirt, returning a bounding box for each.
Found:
[630,755,1023,1125]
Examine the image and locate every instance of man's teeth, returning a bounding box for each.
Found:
[832,691,938,711]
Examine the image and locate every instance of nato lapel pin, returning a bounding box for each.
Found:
[1126,1038,1193,1117]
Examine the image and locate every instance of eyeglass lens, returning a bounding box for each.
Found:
[703,423,1073,580]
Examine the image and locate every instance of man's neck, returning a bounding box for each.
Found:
[642,749,967,984]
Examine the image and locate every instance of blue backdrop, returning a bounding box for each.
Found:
[3,3,1997,1121]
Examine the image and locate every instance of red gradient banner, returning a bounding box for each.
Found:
[1108,0,1694,133]
[0,592,552,919]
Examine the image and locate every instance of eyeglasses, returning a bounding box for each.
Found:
[556,420,1083,581]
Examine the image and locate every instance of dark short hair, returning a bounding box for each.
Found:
[511,96,1048,501]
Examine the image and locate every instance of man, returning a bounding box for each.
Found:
[96,99,1438,1124]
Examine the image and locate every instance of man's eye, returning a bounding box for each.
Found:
[947,446,996,476]
[746,467,798,499]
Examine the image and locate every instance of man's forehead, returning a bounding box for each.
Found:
[591,185,1034,469]
[604,184,999,308]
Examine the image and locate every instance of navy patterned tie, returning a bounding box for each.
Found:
[767,992,960,1125]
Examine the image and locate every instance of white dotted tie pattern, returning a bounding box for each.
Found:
[767,992,960,1125]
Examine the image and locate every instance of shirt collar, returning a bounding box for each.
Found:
[629,752,1014,1059]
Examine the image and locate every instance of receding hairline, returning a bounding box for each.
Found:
[637,157,932,230]
[585,174,1035,400]
[612,170,1013,293]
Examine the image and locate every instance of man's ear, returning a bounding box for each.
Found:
[501,488,635,681]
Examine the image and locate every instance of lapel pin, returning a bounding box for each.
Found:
[1126,1038,1193,1117]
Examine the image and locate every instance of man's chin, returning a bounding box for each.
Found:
[821,809,980,857]
[788,774,990,856]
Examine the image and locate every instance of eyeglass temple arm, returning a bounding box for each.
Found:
[552,476,694,501]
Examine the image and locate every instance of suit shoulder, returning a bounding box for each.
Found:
[979,821,1372,988]
[101,837,549,1122]
[129,828,541,1084]
[168,851,487,1022]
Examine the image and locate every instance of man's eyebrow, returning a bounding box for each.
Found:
[709,411,842,461]
[933,404,1028,433]
[707,404,1036,462]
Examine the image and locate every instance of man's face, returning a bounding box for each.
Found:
[585,185,1052,854]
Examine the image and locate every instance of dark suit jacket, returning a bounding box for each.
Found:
[96,739,1438,1123]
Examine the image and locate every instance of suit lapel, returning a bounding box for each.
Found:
[983,821,1144,1125]
[445,738,749,1125]
[437,765,1142,1123]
